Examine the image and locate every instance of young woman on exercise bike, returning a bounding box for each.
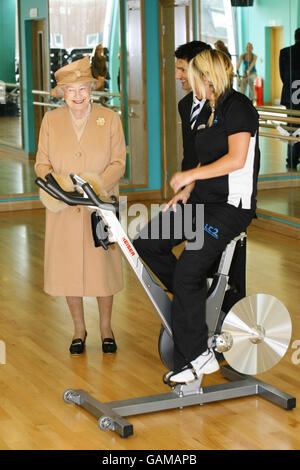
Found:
[133,49,260,384]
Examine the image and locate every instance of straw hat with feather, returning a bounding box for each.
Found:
[50,55,99,98]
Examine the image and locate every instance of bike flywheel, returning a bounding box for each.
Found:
[221,294,292,375]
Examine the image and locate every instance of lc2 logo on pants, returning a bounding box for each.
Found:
[204,224,219,239]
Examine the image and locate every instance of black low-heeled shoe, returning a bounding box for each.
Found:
[69,331,87,355]
[102,336,117,354]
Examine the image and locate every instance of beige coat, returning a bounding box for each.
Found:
[35,104,126,297]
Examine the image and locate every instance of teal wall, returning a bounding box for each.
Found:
[142,0,161,191]
[108,0,120,105]
[0,0,16,83]
[119,0,129,180]
[119,0,162,193]
[236,0,300,103]
[193,0,198,39]
[19,0,49,153]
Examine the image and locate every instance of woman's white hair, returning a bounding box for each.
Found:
[55,81,97,98]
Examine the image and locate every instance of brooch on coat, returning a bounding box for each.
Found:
[96,117,106,126]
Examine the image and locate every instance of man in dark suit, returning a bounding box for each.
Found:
[174,41,247,314]
[279,28,300,169]
[175,41,211,171]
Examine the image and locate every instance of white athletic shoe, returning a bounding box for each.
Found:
[169,349,220,384]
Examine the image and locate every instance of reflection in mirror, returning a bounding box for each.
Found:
[201,0,237,76]
[279,25,300,171]
[0,0,36,196]
[231,0,300,226]
[232,0,300,174]
[0,0,123,196]
[0,0,22,148]
[123,0,148,188]
[48,0,121,111]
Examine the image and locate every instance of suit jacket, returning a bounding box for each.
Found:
[279,42,300,108]
[178,91,211,171]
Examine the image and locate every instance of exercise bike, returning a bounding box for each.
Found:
[36,173,296,438]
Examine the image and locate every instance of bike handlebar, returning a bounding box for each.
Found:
[35,173,118,214]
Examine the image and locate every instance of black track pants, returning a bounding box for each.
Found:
[133,202,255,371]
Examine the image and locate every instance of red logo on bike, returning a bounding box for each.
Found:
[122,236,135,256]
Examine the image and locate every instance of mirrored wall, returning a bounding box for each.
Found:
[0,0,33,195]
[0,0,125,196]
[228,0,299,225]
[0,0,299,225]
[0,0,22,148]
[48,0,121,108]
[0,0,150,196]
[47,0,148,188]
[231,0,299,168]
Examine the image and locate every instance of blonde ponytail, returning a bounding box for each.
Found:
[188,49,234,127]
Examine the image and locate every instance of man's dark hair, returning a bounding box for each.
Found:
[295,28,300,42]
[175,40,211,62]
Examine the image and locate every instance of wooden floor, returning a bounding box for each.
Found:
[0,116,22,149]
[257,186,300,219]
[259,135,291,174]
[0,146,36,195]
[0,208,299,450]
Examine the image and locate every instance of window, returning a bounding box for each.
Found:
[201,0,237,63]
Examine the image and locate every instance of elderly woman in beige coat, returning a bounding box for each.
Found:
[35,56,126,355]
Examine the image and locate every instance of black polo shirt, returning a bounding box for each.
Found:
[189,89,260,210]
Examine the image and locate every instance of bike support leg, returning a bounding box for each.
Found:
[63,366,295,438]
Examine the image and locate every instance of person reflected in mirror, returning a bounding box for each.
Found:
[279,28,300,169]
[236,42,257,103]
[35,56,126,355]
[214,40,232,60]
[91,43,109,91]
